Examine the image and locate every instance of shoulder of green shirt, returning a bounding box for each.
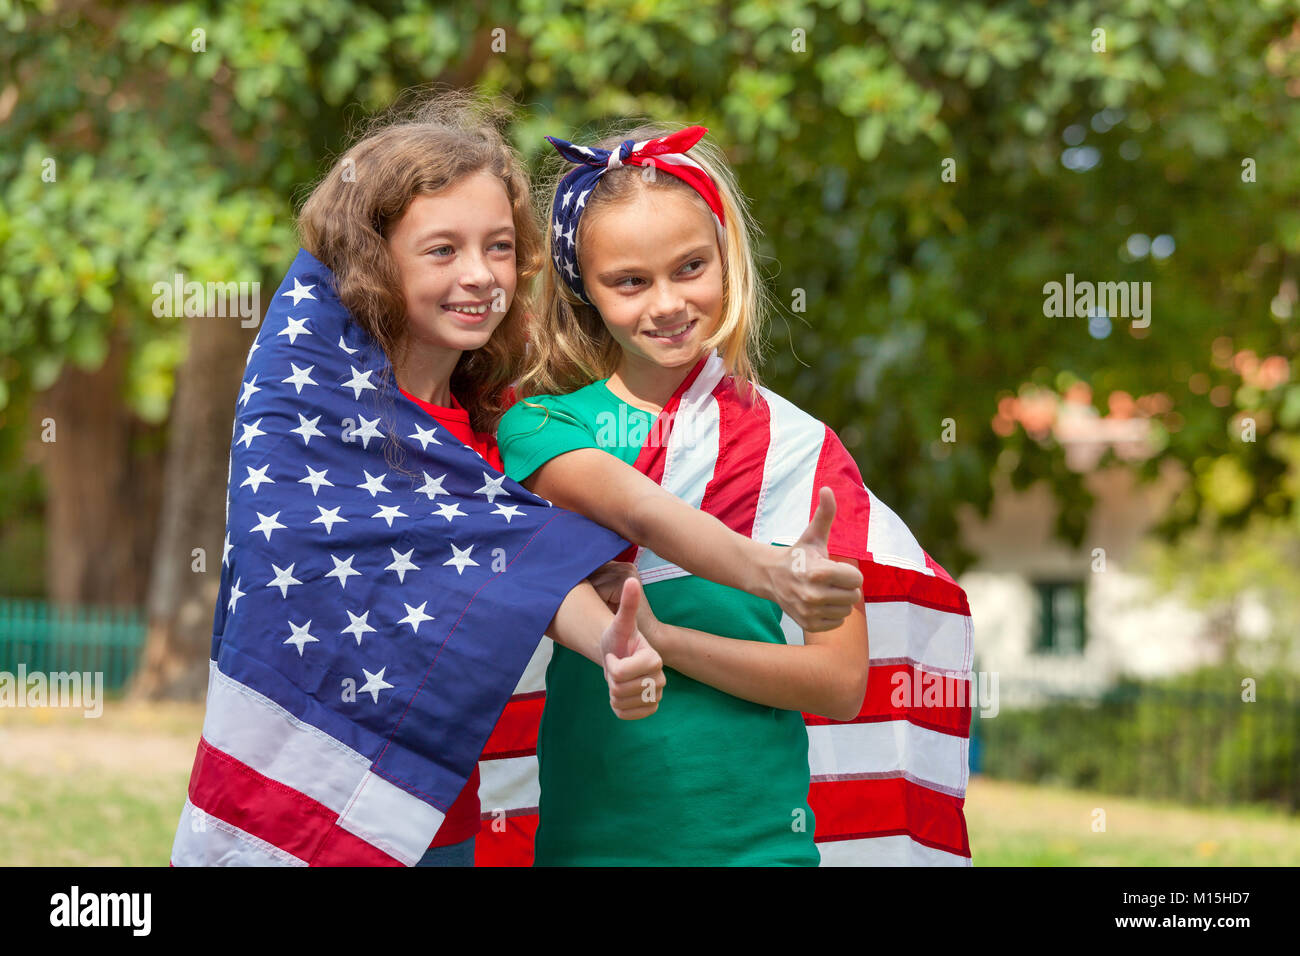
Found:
[497,384,610,481]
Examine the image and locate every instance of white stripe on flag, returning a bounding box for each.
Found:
[865,601,973,675]
[202,661,445,866]
[752,385,824,546]
[865,488,932,573]
[636,358,722,579]
[807,720,969,796]
[171,797,308,867]
[479,754,541,815]
[817,834,971,867]
[337,771,444,867]
[512,638,553,695]
[202,662,371,812]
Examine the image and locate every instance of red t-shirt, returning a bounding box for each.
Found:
[397,386,504,849]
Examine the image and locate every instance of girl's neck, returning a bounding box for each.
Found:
[606,352,702,414]
[393,340,461,408]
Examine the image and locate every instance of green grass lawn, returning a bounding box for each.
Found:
[2,699,1298,865]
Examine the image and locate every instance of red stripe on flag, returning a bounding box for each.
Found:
[809,776,971,858]
[698,379,769,536]
[859,562,972,617]
[922,549,956,585]
[804,663,972,738]
[474,812,538,867]
[813,425,871,559]
[187,736,402,867]
[480,693,543,760]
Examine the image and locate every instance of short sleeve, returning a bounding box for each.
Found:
[497,396,601,482]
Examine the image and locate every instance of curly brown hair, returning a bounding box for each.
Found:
[296,87,542,444]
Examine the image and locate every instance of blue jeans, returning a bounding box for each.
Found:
[415,836,475,867]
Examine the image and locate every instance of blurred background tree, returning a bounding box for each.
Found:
[2,0,1297,697]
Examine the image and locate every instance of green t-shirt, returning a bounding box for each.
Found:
[497,380,818,866]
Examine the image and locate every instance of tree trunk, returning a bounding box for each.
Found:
[131,315,254,700]
[35,320,165,608]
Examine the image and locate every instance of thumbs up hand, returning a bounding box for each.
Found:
[764,487,864,632]
[599,577,667,719]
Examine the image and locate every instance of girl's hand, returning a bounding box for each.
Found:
[588,561,662,644]
[764,487,864,632]
[599,577,667,720]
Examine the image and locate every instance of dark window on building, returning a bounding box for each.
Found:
[1032,579,1086,654]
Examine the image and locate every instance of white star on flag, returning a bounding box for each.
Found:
[281,277,316,305]
[434,502,466,522]
[358,667,394,703]
[493,503,524,523]
[409,424,441,450]
[250,511,287,541]
[227,577,245,612]
[325,554,362,589]
[312,505,347,534]
[282,363,318,394]
[398,601,435,634]
[267,563,303,598]
[299,466,334,495]
[341,366,378,400]
[415,472,448,499]
[386,547,420,583]
[342,609,377,646]
[337,335,358,355]
[372,504,408,527]
[291,413,326,446]
[279,316,313,345]
[241,464,275,494]
[283,619,320,656]
[443,543,479,576]
[237,418,267,448]
[352,415,384,450]
[357,471,390,497]
[474,473,509,504]
[239,375,261,407]
[222,532,233,566]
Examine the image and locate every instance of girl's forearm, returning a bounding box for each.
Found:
[654,622,862,721]
[623,484,779,601]
[546,582,612,666]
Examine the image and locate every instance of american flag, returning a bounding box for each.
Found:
[170,249,626,866]
[477,352,973,866]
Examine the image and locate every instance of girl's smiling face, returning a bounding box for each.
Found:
[387,170,518,357]
[578,186,724,377]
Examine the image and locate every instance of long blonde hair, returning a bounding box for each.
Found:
[296,87,542,435]
[517,123,771,399]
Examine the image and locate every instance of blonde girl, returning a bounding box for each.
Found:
[495,124,871,865]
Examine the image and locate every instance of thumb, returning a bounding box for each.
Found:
[609,576,642,659]
[798,486,837,551]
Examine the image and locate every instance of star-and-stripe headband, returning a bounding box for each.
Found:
[544,125,727,305]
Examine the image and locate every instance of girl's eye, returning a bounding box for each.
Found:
[616,276,644,289]
[428,246,454,257]
[680,259,705,275]
[491,241,514,252]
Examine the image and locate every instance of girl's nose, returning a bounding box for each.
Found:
[649,283,687,320]
[459,252,494,288]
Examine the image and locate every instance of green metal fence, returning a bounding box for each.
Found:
[0,599,147,691]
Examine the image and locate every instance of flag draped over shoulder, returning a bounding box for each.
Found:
[477,352,972,866]
[171,249,627,867]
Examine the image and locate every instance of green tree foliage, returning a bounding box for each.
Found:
[3,0,1298,574]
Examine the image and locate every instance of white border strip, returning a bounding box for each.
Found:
[817,834,971,867]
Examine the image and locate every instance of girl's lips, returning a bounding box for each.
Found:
[644,319,697,345]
